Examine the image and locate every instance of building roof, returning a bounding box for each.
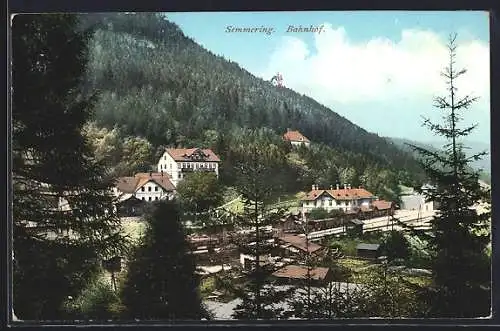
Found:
[356,243,380,251]
[283,130,310,143]
[115,172,175,193]
[165,148,221,162]
[372,200,393,210]
[116,177,140,193]
[272,265,330,281]
[277,234,323,254]
[302,188,375,201]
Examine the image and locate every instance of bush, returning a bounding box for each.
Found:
[63,277,124,320]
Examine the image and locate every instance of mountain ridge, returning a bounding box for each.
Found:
[386,136,491,182]
[79,13,426,191]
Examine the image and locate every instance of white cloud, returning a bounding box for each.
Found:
[260,24,490,107]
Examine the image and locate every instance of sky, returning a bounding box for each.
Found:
[165,11,490,145]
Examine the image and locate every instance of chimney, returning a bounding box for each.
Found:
[336,184,339,190]
[343,184,347,190]
[348,184,351,190]
[329,185,333,190]
[149,171,152,177]
[287,128,291,132]
[311,184,315,191]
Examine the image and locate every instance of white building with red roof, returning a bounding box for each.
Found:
[283,129,310,147]
[156,148,221,186]
[113,172,176,203]
[301,184,380,215]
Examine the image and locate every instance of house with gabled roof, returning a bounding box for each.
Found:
[283,129,311,147]
[156,148,221,186]
[301,184,379,216]
[114,172,176,204]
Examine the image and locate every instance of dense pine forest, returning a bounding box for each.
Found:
[78,12,426,200]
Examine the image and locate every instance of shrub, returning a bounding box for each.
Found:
[63,278,124,320]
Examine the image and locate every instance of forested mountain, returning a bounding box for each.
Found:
[388,137,491,183]
[77,12,427,199]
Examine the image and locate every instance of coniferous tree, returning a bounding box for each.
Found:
[12,14,127,320]
[230,144,293,319]
[120,201,209,320]
[407,33,491,317]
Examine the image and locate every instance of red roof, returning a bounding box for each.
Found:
[283,130,310,143]
[372,200,393,210]
[166,148,220,162]
[116,172,175,193]
[272,265,330,281]
[302,188,375,201]
[277,234,323,254]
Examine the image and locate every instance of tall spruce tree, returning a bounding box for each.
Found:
[12,14,127,320]
[408,33,491,317]
[231,144,293,319]
[120,201,209,320]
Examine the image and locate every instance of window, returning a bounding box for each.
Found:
[141,197,145,200]
[170,163,172,169]
[329,200,333,206]
[155,197,159,200]
[155,186,158,191]
[148,186,151,192]
[148,197,152,201]
[141,187,145,192]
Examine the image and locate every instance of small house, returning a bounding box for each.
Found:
[283,129,311,147]
[272,265,333,286]
[356,243,380,259]
[274,234,324,258]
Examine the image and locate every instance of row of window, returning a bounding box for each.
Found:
[159,162,217,170]
[141,186,159,192]
[305,200,357,207]
[180,162,216,169]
